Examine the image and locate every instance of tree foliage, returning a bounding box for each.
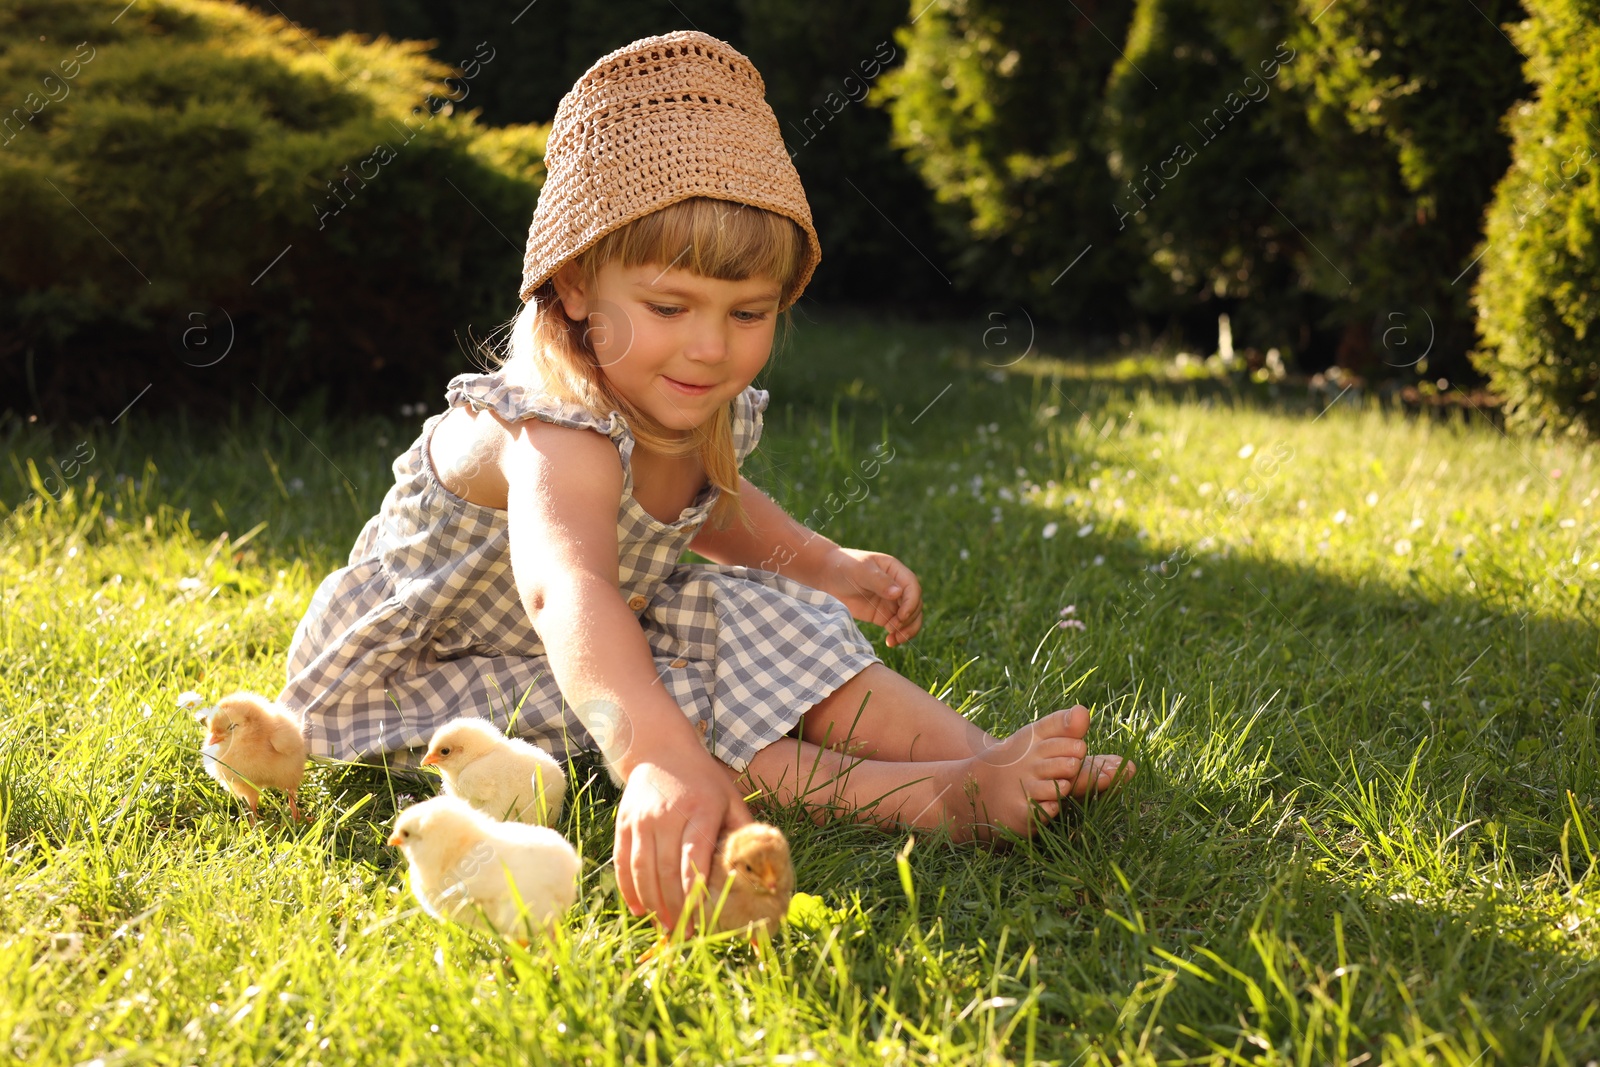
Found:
[1102,0,1316,354]
[1471,0,1600,436]
[874,0,1144,328]
[0,0,545,419]
[1275,0,1526,375]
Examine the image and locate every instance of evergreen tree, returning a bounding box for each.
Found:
[1278,0,1526,376]
[1471,0,1600,436]
[874,0,1145,329]
[0,0,545,418]
[1103,0,1317,358]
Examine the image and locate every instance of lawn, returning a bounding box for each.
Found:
[3,308,1598,1065]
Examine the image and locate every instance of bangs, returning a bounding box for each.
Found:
[582,196,806,299]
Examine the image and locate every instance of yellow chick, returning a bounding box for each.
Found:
[202,691,309,824]
[421,717,566,826]
[387,795,580,943]
[706,823,795,937]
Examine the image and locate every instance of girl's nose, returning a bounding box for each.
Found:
[682,323,729,365]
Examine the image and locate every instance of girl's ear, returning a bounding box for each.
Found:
[551,263,591,321]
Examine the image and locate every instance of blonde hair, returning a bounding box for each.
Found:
[496,196,806,531]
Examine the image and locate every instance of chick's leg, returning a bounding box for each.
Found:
[231,782,262,825]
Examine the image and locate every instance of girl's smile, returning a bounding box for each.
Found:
[662,375,714,396]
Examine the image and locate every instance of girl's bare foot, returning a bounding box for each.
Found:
[931,706,1134,842]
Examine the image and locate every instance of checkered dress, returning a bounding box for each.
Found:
[278,371,881,772]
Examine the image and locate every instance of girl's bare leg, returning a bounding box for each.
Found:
[800,664,1134,794]
[799,664,997,761]
[731,732,1126,842]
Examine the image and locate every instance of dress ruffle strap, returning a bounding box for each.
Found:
[444,373,630,438]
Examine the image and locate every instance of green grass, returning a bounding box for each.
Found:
[3,306,1599,1065]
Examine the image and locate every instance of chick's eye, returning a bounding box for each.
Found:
[440,748,450,756]
[227,722,238,731]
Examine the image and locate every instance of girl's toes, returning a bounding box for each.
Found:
[1032,757,1083,787]
[1038,735,1088,762]
[1059,704,1091,740]
[1033,705,1090,741]
[1086,755,1133,794]
[1024,781,1064,807]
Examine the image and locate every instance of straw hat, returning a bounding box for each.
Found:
[519,30,822,310]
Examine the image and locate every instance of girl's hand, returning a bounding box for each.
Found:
[817,546,924,648]
[613,745,752,934]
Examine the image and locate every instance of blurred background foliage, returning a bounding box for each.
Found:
[1471,0,1600,437]
[1,0,1595,435]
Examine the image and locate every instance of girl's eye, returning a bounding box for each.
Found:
[646,303,681,317]
[733,310,768,323]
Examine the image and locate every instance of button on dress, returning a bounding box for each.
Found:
[278,371,882,772]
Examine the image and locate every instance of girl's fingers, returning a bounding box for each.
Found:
[726,786,754,827]
[898,573,922,613]
[680,813,720,936]
[633,826,663,924]
[655,825,685,929]
[892,592,923,638]
[615,822,644,916]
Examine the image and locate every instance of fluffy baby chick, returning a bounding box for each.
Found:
[706,823,794,937]
[388,795,580,943]
[202,691,308,823]
[422,717,566,826]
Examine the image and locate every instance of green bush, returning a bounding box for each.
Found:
[873,0,1145,328]
[0,0,545,420]
[1277,0,1526,377]
[1471,0,1600,437]
[1101,0,1527,372]
[1102,0,1317,356]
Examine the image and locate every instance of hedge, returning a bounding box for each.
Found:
[0,0,545,420]
[1471,0,1600,437]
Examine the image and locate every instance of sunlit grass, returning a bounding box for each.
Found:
[3,306,1599,1063]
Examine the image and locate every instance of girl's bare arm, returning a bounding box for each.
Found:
[689,476,839,586]
[502,420,750,929]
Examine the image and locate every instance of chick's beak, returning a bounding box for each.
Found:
[386,832,403,847]
[420,752,439,767]
[206,730,224,747]
[761,876,779,893]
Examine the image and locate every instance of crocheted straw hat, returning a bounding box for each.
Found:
[519,30,821,310]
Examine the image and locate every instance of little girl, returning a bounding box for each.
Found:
[280,30,1133,930]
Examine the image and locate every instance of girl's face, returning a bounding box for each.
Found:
[553,260,782,435]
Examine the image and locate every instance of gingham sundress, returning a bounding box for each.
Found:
[278,370,881,772]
